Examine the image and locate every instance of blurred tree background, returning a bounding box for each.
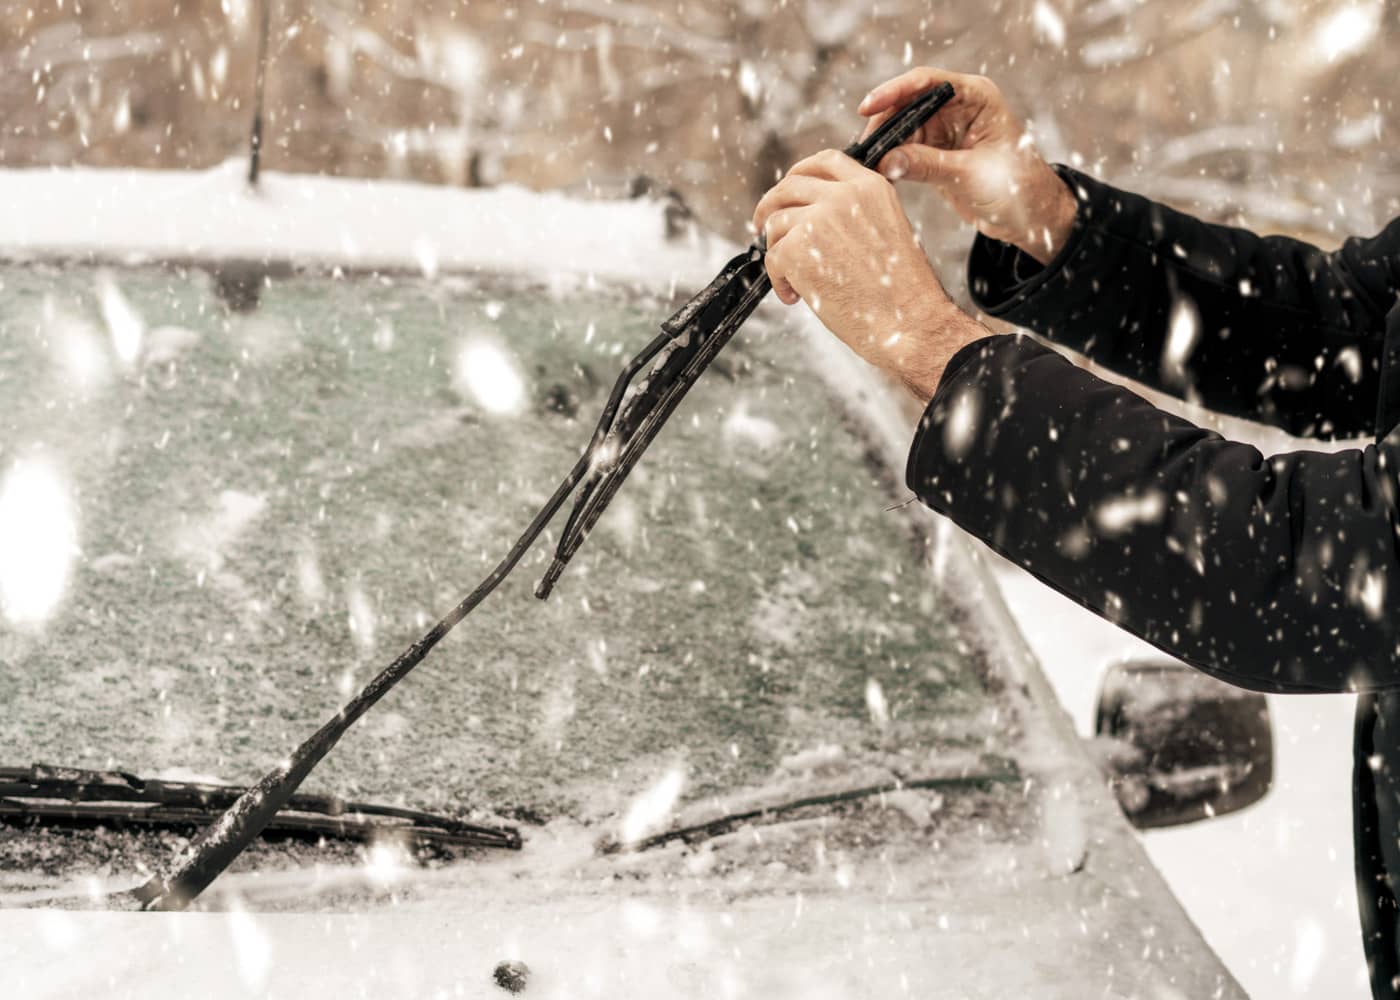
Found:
[1,0,1395,280]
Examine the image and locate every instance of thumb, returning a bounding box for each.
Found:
[878,145,968,185]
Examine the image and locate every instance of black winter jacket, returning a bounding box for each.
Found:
[905,166,1400,998]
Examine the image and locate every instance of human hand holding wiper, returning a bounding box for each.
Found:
[754,67,1084,403]
[856,67,1078,265]
[752,145,984,404]
[126,81,963,911]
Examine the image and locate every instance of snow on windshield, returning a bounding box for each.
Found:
[0,263,1008,829]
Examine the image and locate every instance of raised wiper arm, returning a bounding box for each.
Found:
[128,83,955,911]
[534,81,955,594]
[535,244,769,596]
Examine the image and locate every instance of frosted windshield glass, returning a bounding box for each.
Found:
[0,265,1007,820]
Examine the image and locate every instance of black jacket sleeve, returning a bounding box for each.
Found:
[967,167,1400,439]
[908,333,1400,694]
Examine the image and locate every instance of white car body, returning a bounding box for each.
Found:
[0,165,1245,999]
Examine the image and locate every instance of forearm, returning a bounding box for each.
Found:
[909,334,1400,694]
[1004,161,1078,266]
[895,308,992,404]
[966,167,1386,439]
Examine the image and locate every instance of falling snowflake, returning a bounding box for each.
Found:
[97,271,145,368]
[865,677,890,730]
[1162,296,1200,384]
[0,457,79,628]
[453,336,527,415]
[620,766,686,846]
[1032,1,1067,48]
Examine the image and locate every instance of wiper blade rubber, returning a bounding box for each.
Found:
[1,764,520,852]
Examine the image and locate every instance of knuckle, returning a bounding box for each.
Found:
[849,177,881,202]
[766,237,787,263]
[971,74,999,95]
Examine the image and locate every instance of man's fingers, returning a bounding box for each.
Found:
[877,145,970,185]
[858,106,895,143]
[858,68,995,151]
[752,175,834,238]
[766,205,812,251]
[858,67,987,117]
[763,236,802,305]
[764,221,820,307]
[786,147,869,183]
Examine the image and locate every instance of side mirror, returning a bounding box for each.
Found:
[1092,660,1273,830]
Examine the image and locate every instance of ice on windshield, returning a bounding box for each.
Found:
[0,264,1007,830]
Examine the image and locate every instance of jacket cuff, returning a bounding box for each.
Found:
[965,165,1118,324]
[1378,318,1400,442]
[905,333,1055,497]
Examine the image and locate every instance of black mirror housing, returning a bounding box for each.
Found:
[1093,660,1273,830]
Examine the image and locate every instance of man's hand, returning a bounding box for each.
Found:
[753,148,988,403]
[858,68,1076,265]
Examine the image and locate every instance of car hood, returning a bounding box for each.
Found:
[2,827,1237,1000]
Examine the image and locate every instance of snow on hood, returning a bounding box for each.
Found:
[0,160,729,286]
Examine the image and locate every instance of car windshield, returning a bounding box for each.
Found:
[0,262,1016,902]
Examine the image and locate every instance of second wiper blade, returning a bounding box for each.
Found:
[1,764,520,851]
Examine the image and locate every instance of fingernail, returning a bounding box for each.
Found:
[857,92,874,114]
[880,151,907,180]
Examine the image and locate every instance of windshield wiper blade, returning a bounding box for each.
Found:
[0,764,520,851]
[535,243,769,596]
[537,81,957,595]
[127,82,956,912]
[598,763,1021,855]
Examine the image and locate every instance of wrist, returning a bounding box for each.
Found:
[897,308,989,404]
[1016,164,1077,266]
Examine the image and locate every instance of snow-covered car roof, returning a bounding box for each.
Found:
[0,167,1245,999]
[0,159,728,286]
